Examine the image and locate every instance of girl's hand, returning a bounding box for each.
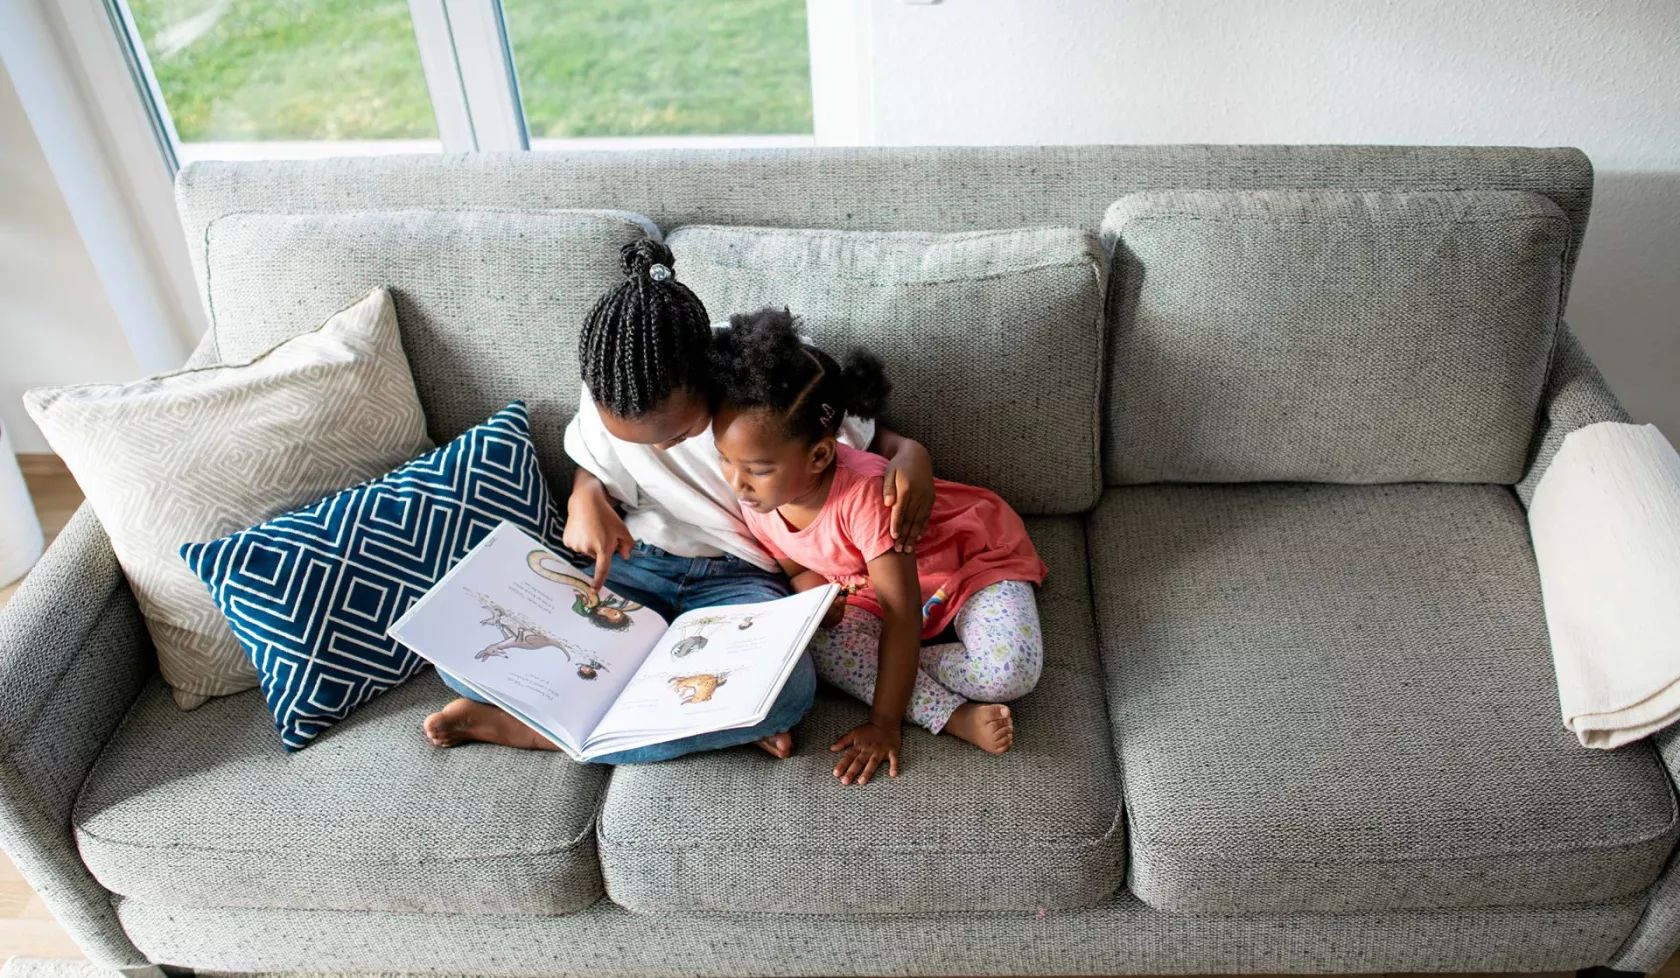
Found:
[830,720,901,785]
[786,568,847,627]
[820,594,846,629]
[882,440,934,553]
[563,482,634,594]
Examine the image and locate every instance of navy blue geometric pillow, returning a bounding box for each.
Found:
[182,402,568,750]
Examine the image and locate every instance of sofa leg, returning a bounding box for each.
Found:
[1578,968,1646,978]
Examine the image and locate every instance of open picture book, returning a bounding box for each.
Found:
[389,521,839,761]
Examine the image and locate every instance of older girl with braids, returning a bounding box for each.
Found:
[710,308,1047,785]
[423,240,936,762]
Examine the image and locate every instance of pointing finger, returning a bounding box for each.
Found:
[591,549,613,595]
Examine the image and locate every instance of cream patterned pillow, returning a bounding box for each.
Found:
[25,287,432,708]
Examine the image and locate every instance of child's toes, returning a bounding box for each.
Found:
[979,704,1014,753]
[755,732,794,758]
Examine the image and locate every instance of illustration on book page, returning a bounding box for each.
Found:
[669,671,732,705]
[527,549,645,631]
[466,589,609,680]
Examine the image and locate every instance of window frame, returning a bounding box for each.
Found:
[106,0,850,163]
[408,0,528,152]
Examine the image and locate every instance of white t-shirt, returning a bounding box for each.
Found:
[563,386,877,571]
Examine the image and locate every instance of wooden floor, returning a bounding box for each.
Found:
[1,455,1678,974]
[0,456,80,611]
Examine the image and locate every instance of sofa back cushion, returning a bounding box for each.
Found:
[206,209,658,493]
[1101,190,1568,485]
[668,225,1106,515]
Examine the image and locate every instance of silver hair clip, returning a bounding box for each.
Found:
[648,263,672,282]
[819,403,837,427]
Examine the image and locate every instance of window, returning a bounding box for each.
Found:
[503,0,813,148]
[111,0,819,164]
[124,0,442,161]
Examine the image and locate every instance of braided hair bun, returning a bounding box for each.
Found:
[619,238,673,279]
[579,238,711,418]
[710,307,890,445]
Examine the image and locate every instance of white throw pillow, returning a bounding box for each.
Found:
[25,287,432,708]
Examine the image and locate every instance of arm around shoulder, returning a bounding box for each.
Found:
[866,428,936,552]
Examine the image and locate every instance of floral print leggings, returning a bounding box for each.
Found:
[805,579,1043,734]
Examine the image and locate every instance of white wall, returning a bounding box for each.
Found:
[0,62,139,453]
[859,0,1680,437]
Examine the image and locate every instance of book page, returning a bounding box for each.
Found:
[389,522,669,749]
[584,584,837,756]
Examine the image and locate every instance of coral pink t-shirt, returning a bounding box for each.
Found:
[740,445,1047,638]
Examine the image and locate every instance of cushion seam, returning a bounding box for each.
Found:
[673,255,1101,286]
[1084,254,1105,509]
[102,888,600,917]
[209,208,657,230]
[74,823,600,863]
[1129,880,1656,917]
[1520,238,1574,484]
[609,889,1119,916]
[596,833,1123,855]
[1125,800,1680,864]
[202,212,220,355]
[1107,213,1571,234]
[671,225,1086,244]
[108,887,1654,923]
[597,788,1125,855]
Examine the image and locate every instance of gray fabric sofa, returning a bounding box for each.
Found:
[3,145,1679,976]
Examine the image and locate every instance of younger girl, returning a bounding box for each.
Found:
[710,309,1047,785]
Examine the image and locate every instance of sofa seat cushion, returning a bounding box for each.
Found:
[1089,483,1679,914]
[75,671,607,915]
[596,517,1123,914]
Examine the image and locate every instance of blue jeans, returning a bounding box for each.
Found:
[439,542,816,764]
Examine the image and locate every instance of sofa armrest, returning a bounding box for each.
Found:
[1608,731,1680,972]
[1522,326,1680,971]
[0,503,155,967]
[1516,322,1631,506]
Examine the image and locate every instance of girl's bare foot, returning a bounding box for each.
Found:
[423,698,558,751]
[943,703,1014,754]
[755,731,794,758]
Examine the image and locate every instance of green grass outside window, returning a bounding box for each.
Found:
[126,0,813,143]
